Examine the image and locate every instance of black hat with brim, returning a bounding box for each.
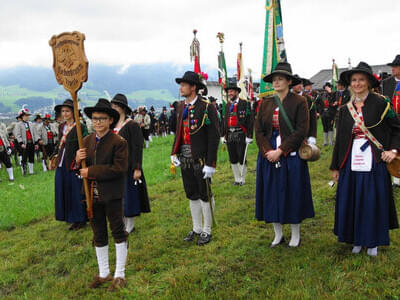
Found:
[55,99,74,112]
[387,55,400,67]
[302,78,314,86]
[224,77,241,92]
[34,114,42,121]
[208,96,217,103]
[175,71,206,89]
[340,61,380,88]
[263,62,302,86]
[290,74,305,88]
[110,93,132,115]
[84,98,120,128]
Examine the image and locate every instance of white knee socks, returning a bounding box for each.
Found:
[239,164,247,184]
[272,223,283,244]
[95,245,110,278]
[42,160,47,172]
[7,168,14,181]
[28,163,34,174]
[189,200,202,234]
[201,200,213,235]
[114,242,128,278]
[289,224,300,247]
[124,217,135,233]
[231,163,240,183]
[367,247,378,256]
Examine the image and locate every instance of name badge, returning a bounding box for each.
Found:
[351,138,372,172]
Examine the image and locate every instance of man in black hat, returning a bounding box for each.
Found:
[291,75,317,145]
[316,82,336,146]
[75,98,129,291]
[148,106,157,140]
[382,54,400,187]
[14,108,39,175]
[158,106,168,137]
[171,71,220,245]
[37,114,57,172]
[222,77,253,185]
[208,96,223,133]
[332,79,351,137]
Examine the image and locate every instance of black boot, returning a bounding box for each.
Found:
[197,232,211,246]
[183,230,200,242]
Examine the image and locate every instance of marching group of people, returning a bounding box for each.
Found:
[0,54,399,291]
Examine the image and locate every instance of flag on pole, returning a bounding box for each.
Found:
[217,32,228,116]
[190,29,201,74]
[259,0,287,97]
[332,59,339,92]
[248,68,254,100]
[237,42,248,99]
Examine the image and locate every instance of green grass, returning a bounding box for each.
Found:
[0,125,400,299]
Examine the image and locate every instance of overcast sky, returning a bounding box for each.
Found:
[0,0,398,79]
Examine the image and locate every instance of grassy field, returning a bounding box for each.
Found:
[1,125,400,299]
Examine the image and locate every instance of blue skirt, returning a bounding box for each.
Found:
[124,170,150,217]
[55,162,87,223]
[255,131,314,224]
[334,153,397,247]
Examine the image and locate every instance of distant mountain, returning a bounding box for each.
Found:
[0,63,228,113]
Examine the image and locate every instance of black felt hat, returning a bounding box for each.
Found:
[208,96,217,103]
[55,99,74,112]
[387,55,400,67]
[175,71,206,89]
[84,98,120,128]
[290,74,305,88]
[302,78,314,86]
[262,62,301,86]
[224,77,241,92]
[339,61,379,88]
[111,93,132,114]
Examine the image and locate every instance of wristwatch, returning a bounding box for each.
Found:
[392,149,398,154]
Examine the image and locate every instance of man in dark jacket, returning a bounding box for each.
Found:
[76,98,129,291]
[382,54,400,187]
[171,71,219,245]
[222,78,253,185]
[292,75,317,145]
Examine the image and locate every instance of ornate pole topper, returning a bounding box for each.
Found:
[49,31,92,219]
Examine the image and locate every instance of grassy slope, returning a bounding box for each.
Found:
[0,85,176,112]
[0,125,400,299]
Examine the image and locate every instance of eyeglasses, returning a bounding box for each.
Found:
[92,117,109,123]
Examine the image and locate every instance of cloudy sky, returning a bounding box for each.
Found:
[0,0,398,79]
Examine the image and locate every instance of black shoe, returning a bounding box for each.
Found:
[197,232,212,246]
[270,236,285,248]
[392,183,400,189]
[287,238,301,248]
[74,222,87,230]
[184,230,200,242]
[233,182,240,186]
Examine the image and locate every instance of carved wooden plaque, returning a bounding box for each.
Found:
[49,31,88,95]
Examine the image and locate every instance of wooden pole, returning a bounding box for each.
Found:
[71,93,92,219]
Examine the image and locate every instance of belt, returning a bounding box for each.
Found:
[228,127,242,133]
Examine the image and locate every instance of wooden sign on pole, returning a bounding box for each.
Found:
[49,31,92,219]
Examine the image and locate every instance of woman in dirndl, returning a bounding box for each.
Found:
[111,94,150,233]
[331,62,400,256]
[255,62,314,248]
[52,99,88,230]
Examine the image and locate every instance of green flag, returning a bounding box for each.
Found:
[217,32,228,116]
[259,0,287,97]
